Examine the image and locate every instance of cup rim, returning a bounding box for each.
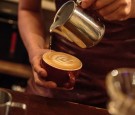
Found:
[0,89,12,107]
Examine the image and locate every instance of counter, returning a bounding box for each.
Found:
[0,88,110,115]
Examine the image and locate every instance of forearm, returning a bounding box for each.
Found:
[18,9,46,57]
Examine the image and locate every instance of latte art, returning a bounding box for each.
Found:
[53,55,74,65]
[42,51,82,71]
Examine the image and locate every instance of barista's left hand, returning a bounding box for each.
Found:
[81,0,135,21]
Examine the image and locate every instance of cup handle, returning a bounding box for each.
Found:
[62,72,76,89]
[69,72,76,85]
[66,72,76,89]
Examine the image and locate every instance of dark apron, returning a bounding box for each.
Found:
[27,0,135,108]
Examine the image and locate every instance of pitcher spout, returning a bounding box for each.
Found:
[50,23,73,42]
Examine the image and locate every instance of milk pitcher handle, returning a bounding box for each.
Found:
[76,0,82,6]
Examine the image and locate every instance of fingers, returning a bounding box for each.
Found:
[33,70,57,88]
[98,0,120,17]
[81,0,96,8]
[33,63,47,77]
[99,0,132,20]
[103,7,130,21]
[81,0,132,21]
[32,58,57,88]
[81,0,115,9]
[93,0,115,10]
[31,55,47,77]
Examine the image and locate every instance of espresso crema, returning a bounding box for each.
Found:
[42,51,82,71]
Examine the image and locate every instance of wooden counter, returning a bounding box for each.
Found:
[0,88,110,115]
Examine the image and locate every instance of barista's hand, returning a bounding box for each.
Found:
[81,0,135,21]
[29,49,57,88]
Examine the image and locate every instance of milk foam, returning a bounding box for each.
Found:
[42,51,82,70]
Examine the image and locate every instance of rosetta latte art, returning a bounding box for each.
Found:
[42,51,82,71]
[53,55,74,65]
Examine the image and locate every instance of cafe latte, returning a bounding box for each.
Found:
[41,51,82,89]
[42,51,82,71]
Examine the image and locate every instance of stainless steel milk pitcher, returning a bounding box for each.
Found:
[50,0,105,48]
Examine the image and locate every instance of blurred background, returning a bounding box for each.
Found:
[0,0,55,92]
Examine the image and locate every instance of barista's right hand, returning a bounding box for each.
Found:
[29,49,57,88]
[81,0,135,21]
[81,0,96,8]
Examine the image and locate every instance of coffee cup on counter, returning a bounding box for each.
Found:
[41,51,82,90]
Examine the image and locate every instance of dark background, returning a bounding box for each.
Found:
[0,0,55,91]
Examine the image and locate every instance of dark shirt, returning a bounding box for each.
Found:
[27,0,135,108]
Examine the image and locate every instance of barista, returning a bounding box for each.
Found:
[18,0,135,108]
